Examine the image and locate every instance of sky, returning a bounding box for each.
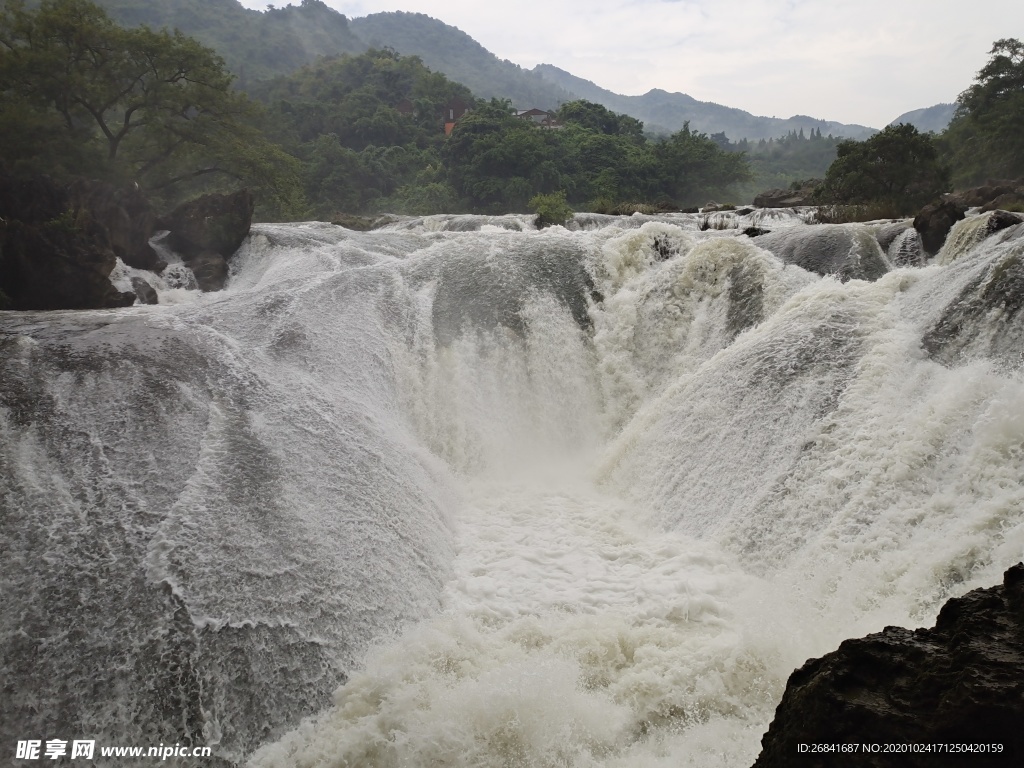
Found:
[239,0,1024,129]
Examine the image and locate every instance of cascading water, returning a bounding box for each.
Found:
[1,211,1022,767]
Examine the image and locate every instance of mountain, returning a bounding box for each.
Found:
[888,103,958,134]
[79,0,366,85]
[533,64,877,141]
[78,0,876,142]
[349,12,577,110]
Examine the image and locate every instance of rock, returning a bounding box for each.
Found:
[913,198,968,255]
[754,225,890,281]
[0,174,136,310]
[752,563,1024,768]
[68,179,163,272]
[754,179,822,208]
[743,227,771,238]
[130,276,159,305]
[163,190,255,261]
[872,221,912,252]
[923,221,1024,368]
[980,192,1024,213]
[185,250,229,293]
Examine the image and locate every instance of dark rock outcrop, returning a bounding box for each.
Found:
[753,179,822,208]
[0,175,136,310]
[913,179,1024,254]
[752,563,1024,767]
[186,250,229,293]
[130,276,159,305]
[160,190,254,292]
[913,199,968,255]
[163,190,255,261]
[68,179,163,272]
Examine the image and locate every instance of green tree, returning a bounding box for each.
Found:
[943,38,1024,185]
[651,123,751,206]
[0,0,302,214]
[817,123,949,212]
[529,190,573,228]
[557,99,644,140]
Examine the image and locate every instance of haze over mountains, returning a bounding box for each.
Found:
[84,0,951,140]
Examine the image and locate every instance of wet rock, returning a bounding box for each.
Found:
[980,192,1024,213]
[68,179,163,272]
[0,174,137,310]
[923,241,1024,367]
[913,198,968,255]
[330,213,397,231]
[130,276,159,305]
[872,221,912,252]
[186,250,229,293]
[754,179,822,208]
[754,225,889,281]
[743,227,771,238]
[163,190,255,262]
[752,563,1024,767]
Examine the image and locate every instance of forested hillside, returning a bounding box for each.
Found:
[350,12,576,110]
[30,0,366,86]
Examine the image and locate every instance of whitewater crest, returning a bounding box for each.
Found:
[1,211,1022,767]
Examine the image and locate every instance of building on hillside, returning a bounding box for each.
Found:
[515,108,563,128]
[443,97,470,135]
[395,98,415,117]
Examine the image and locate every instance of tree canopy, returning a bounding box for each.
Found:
[943,38,1024,185]
[817,123,949,212]
[0,0,301,213]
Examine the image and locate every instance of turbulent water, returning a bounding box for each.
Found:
[2,209,1023,767]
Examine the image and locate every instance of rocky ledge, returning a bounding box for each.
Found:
[1,174,255,309]
[752,563,1024,767]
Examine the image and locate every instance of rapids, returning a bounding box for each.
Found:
[2,209,1022,767]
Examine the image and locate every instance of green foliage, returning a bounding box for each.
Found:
[557,100,644,139]
[529,191,573,228]
[444,108,749,212]
[251,48,474,217]
[0,0,303,214]
[84,0,367,86]
[943,39,1024,185]
[725,128,844,201]
[817,124,949,213]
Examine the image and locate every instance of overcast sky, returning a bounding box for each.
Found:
[239,1,1023,128]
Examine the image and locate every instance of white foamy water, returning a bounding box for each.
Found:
[2,212,1022,767]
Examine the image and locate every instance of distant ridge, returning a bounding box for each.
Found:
[83,0,878,141]
[888,103,958,134]
[349,12,577,110]
[82,0,365,85]
[533,63,878,141]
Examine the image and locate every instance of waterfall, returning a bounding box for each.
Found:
[2,212,1022,767]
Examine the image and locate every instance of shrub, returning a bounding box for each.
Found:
[530,191,573,228]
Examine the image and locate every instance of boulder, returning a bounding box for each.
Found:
[186,250,229,293]
[752,563,1024,767]
[67,179,163,272]
[980,192,1024,213]
[754,225,890,281]
[913,198,967,255]
[130,276,159,305]
[0,174,136,310]
[163,190,255,261]
[754,179,822,208]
